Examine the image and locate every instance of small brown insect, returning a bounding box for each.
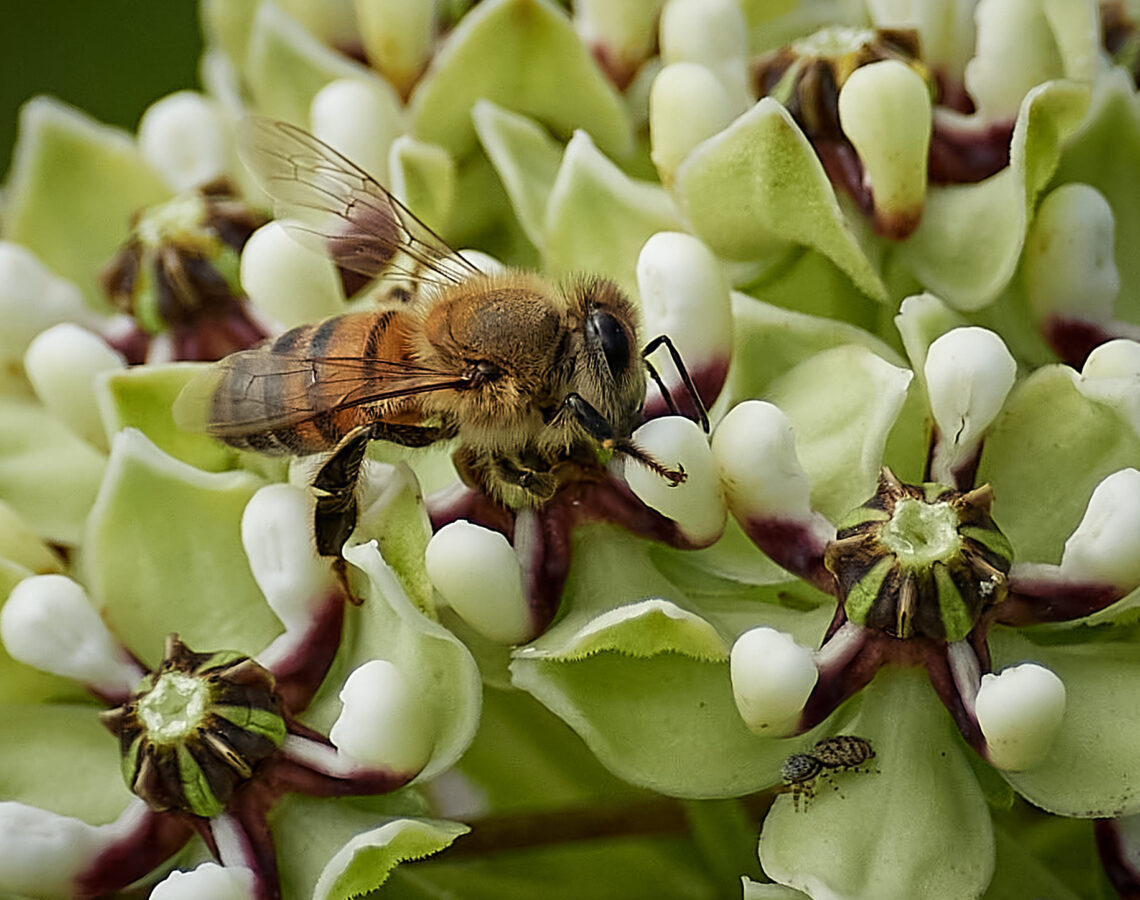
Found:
[781,735,875,811]
[176,118,705,560]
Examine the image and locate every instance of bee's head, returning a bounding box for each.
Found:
[568,277,646,438]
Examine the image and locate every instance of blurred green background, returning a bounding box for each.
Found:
[0,1,203,177]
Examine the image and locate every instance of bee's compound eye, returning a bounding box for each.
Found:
[586,310,631,378]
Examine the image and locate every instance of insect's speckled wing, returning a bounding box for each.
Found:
[237,117,480,288]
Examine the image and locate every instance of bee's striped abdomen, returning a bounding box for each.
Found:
[208,311,415,455]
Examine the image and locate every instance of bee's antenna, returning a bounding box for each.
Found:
[641,335,710,433]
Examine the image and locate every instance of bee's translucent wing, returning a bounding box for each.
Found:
[174,350,469,439]
[237,117,481,289]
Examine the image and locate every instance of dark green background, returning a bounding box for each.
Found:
[0,2,204,178]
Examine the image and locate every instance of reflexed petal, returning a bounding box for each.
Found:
[409,0,632,160]
[991,629,1140,816]
[312,818,469,900]
[760,668,995,900]
[673,99,888,302]
[85,430,276,664]
[4,98,170,306]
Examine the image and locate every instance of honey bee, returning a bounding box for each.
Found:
[176,118,704,558]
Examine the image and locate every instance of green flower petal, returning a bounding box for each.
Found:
[543,131,681,296]
[319,476,481,780]
[0,703,130,822]
[983,821,1088,900]
[85,429,276,666]
[4,98,171,307]
[474,100,564,251]
[767,345,913,522]
[977,365,1140,564]
[720,291,903,410]
[313,817,470,900]
[409,0,632,161]
[743,879,811,900]
[511,529,822,797]
[389,137,456,235]
[1051,69,1140,326]
[760,667,994,900]
[456,684,647,810]
[271,793,438,899]
[673,98,888,303]
[895,80,1090,310]
[245,1,374,125]
[0,398,106,545]
[991,628,1140,817]
[96,364,239,473]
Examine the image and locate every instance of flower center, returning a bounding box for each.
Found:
[136,670,210,742]
[790,25,880,59]
[880,498,961,565]
[824,469,1013,641]
[100,634,286,817]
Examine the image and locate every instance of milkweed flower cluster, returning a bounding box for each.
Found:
[2,0,1140,898]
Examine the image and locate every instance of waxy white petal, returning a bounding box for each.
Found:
[1059,468,1140,591]
[659,0,751,112]
[1075,340,1140,438]
[241,484,334,630]
[626,416,725,546]
[138,91,230,192]
[975,663,1066,771]
[0,242,103,366]
[240,221,345,329]
[649,62,735,183]
[924,327,1016,477]
[730,627,818,735]
[24,324,125,450]
[712,401,813,521]
[0,802,104,897]
[425,520,531,644]
[637,231,732,382]
[0,575,140,695]
[311,77,405,187]
[151,863,256,900]
[837,60,931,238]
[1024,183,1120,323]
[328,659,434,774]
